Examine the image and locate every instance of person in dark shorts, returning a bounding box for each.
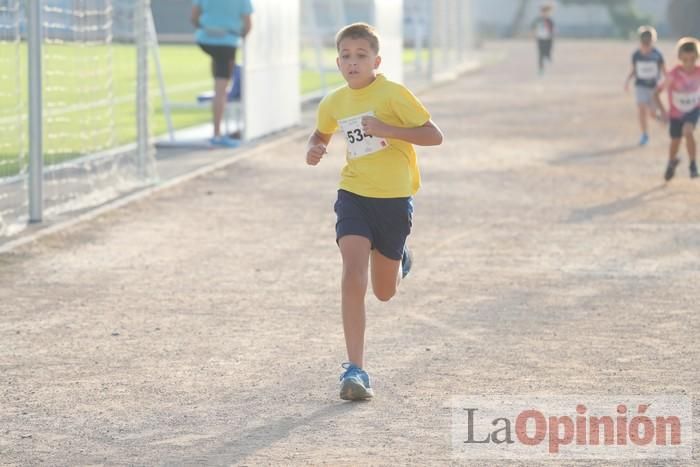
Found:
[191,0,253,147]
[305,23,443,401]
[656,38,700,180]
[532,4,555,75]
[624,26,667,146]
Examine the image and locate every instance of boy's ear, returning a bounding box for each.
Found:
[374,55,382,69]
[336,56,341,69]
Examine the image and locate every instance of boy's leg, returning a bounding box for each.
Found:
[683,123,696,161]
[212,58,234,138]
[683,123,698,178]
[370,249,402,302]
[665,137,682,181]
[638,104,649,137]
[338,235,371,368]
[652,92,667,121]
[208,46,236,139]
[368,196,412,301]
[212,77,230,137]
[669,138,682,160]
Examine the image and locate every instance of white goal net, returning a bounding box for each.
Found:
[0,0,26,236]
[0,0,157,236]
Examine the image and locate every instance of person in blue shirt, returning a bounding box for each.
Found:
[624,26,667,146]
[191,0,253,147]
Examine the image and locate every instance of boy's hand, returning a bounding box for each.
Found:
[361,116,393,138]
[306,144,327,166]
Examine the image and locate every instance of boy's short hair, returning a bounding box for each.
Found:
[637,25,657,43]
[335,22,380,54]
[677,37,699,56]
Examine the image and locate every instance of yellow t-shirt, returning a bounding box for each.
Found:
[316,74,431,198]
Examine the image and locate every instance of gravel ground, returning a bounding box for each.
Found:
[0,40,698,466]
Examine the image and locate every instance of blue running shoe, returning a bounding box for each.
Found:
[639,133,649,146]
[339,362,374,401]
[210,136,241,148]
[401,245,413,279]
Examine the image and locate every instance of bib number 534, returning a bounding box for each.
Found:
[338,111,389,159]
[347,128,371,144]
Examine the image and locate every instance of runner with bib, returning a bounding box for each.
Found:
[624,26,667,146]
[531,4,555,75]
[305,23,443,401]
[656,37,700,180]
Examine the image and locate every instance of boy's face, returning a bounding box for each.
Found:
[679,50,698,71]
[336,37,381,89]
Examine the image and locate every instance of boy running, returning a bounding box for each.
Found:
[657,38,700,181]
[305,23,443,401]
[624,26,667,146]
[532,4,555,75]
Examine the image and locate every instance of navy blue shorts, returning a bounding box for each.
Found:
[670,108,699,139]
[334,189,413,261]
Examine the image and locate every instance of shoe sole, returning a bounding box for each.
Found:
[340,377,374,401]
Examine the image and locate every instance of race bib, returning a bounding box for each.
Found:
[672,90,700,113]
[635,61,659,80]
[338,111,389,160]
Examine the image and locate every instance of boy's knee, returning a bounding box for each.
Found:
[682,124,695,138]
[342,268,367,289]
[373,287,396,302]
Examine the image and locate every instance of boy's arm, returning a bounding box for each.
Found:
[655,77,669,95]
[361,118,443,146]
[241,14,252,38]
[624,65,635,91]
[306,130,333,166]
[654,74,669,120]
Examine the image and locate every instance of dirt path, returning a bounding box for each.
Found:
[1,40,698,466]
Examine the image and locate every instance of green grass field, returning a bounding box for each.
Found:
[0,43,423,177]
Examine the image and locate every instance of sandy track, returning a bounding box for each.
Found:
[1,41,698,466]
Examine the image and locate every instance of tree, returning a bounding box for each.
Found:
[506,0,531,38]
[559,0,652,38]
[667,0,700,38]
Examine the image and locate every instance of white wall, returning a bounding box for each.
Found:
[243,0,301,140]
[374,0,404,83]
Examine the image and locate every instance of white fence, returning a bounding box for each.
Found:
[1,0,477,238]
[302,0,477,95]
[0,0,157,236]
